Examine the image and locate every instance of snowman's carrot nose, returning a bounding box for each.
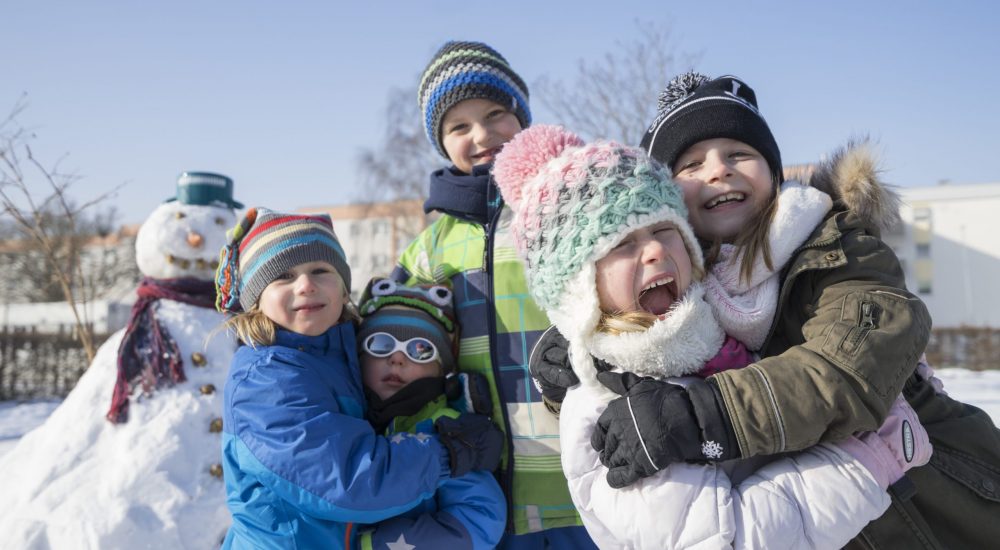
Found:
[187,231,204,248]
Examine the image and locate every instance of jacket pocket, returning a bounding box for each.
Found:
[820,290,928,398]
[930,444,1000,503]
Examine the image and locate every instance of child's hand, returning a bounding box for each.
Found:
[435,414,503,477]
[528,326,579,412]
[592,372,739,488]
[837,395,932,491]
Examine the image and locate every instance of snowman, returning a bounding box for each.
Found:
[0,172,242,549]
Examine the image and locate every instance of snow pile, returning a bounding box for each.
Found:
[0,195,238,550]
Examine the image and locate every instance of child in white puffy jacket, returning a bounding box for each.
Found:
[492,124,930,549]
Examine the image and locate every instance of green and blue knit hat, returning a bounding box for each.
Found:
[493,124,703,341]
[418,40,531,158]
[357,278,457,372]
[215,208,350,313]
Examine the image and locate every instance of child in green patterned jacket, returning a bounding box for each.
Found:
[391,40,596,549]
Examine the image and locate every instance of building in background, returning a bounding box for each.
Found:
[0,225,140,334]
[883,182,1000,328]
[298,199,432,297]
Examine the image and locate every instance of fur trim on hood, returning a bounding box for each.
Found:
[788,139,902,235]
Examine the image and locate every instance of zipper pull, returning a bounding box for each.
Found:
[860,301,877,329]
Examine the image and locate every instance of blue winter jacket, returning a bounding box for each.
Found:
[221,323,450,549]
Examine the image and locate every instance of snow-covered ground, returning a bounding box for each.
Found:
[2,369,998,462]
[0,400,61,459]
[0,367,995,548]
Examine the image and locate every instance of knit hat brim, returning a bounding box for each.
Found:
[644,99,782,182]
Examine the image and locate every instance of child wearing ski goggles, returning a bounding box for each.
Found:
[356,277,460,417]
[353,277,507,549]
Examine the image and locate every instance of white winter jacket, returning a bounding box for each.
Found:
[557,287,892,549]
[562,380,891,550]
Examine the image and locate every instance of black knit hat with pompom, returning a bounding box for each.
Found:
[640,72,782,183]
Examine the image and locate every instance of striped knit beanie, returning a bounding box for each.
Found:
[215,208,350,313]
[493,124,702,342]
[357,278,457,372]
[640,72,783,183]
[418,41,531,158]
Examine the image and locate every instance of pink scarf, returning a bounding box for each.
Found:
[704,182,832,351]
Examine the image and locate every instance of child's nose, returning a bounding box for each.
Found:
[705,154,731,182]
[641,237,667,264]
[472,123,490,145]
[388,351,407,366]
[294,274,316,293]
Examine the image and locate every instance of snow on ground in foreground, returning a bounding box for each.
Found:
[1,369,997,462]
[0,400,61,459]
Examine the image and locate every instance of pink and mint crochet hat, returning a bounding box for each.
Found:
[493,124,702,342]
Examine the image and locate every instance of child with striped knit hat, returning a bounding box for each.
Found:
[394,40,598,548]
[214,208,502,549]
[492,125,931,549]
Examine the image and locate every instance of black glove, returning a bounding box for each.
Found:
[591,371,739,488]
[528,326,579,410]
[435,413,503,478]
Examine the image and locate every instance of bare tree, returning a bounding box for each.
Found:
[356,87,441,203]
[0,99,123,362]
[534,21,702,145]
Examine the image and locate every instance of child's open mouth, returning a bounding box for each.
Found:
[293,304,325,313]
[472,147,501,161]
[705,192,746,209]
[638,276,679,316]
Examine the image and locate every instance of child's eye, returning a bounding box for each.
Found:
[612,239,634,251]
[486,109,507,119]
[446,122,469,134]
[311,267,330,275]
[675,161,700,174]
[654,226,676,235]
[275,271,294,281]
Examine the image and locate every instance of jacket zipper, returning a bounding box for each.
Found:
[760,230,842,350]
[483,183,516,533]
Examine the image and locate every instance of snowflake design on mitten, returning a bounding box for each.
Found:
[701,440,724,459]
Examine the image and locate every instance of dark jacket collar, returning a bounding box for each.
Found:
[423,163,493,225]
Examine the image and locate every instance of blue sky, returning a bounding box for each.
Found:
[4,0,998,224]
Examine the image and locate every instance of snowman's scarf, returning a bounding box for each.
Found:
[106,277,217,423]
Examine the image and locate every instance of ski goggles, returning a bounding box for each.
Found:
[362,332,439,364]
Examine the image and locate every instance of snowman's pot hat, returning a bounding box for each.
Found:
[166,171,243,209]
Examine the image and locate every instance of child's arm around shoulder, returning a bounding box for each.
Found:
[361,408,505,550]
[225,348,450,524]
[713,217,932,457]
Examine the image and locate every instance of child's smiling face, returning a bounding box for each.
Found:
[441,98,522,174]
[258,261,346,336]
[595,221,693,318]
[671,138,774,243]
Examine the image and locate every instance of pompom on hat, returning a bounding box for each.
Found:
[418,40,531,158]
[493,124,703,344]
[640,72,783,184]
[215,208,350,313]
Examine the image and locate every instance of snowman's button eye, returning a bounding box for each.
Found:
[175,212,186,219]
[427,286,452,306]
[215,217,225,225]
[372,279,396,296]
